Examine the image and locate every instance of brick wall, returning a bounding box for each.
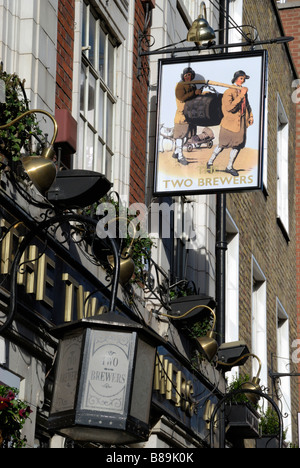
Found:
[226,0,298,439]
[129,0,150,204]
[56,0,75,111]
[279,0,300,413]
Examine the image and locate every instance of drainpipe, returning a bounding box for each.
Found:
[215,0,230,347]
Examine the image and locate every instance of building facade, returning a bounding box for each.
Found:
[278,0,300,420]
[0,0,298,448]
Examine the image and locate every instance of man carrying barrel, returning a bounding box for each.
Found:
[173,67,202,165]
[207,70,254,176]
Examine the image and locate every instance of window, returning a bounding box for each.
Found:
[276,299,292,442]
[78,1,117,177]
[225,212,239,345]
[228,0,243,46]
[0,337,5,365]
[251,257,267,386]
[277,95,289,235]
[173,199,190,283]
[225,213,240,382]
[178,0,204,22]
[0,367,20,388]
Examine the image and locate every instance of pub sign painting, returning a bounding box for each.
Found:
[154,50,267,196]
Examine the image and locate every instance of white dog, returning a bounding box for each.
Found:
[159,124,175,152]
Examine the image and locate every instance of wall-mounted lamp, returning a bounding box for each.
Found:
[159,304,218,361]
[195,307,218,361]
[217,341,250,371]
[47,169,112,209]
[0,109,58,195]
[217,352,262,405]
[105,218,137,286]
[187,2,216,46]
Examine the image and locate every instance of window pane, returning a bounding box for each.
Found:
[89,12,96,67]
[86,127,95,170]
[98,86,104,138]
[77,117,85,168]
[105,148,112,179]
[80,64,86,114]
[82,2,87,51]
[107,40,114,91]
[88,72,96,126]
[96,140,104,173]
[106,97,113,149]
[99,27,106,79]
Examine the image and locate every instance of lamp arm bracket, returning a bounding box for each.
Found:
[269,371,300,379]
[0,109,58,147]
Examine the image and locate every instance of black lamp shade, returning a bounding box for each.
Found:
[47,169,112,209]
[217,341,250,371]
[170,294,216,326]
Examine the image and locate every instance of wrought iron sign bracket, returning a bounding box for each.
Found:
[137,33,294,79]
[138,35,294,58]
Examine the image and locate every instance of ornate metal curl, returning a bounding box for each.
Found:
[0,213,120,334]
[209,388,284,449]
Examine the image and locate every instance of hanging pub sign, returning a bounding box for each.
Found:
[153,50,268,196]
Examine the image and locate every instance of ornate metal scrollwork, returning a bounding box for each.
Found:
[0,212,120,334]
[209,388,284,449]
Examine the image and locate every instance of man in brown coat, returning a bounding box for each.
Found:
[173,67,202,165]
[207,70,254,176]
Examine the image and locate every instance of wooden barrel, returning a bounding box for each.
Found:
[184,94,223,127]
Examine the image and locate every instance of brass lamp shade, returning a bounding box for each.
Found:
[196,330,218,362]
[108,248,135,286]
[187,16,216,45]
[240,376,262,405]
[0,109,58,196]
[22,146,57,196]
[105,217,137,287]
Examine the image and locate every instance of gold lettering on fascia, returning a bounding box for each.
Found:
[0,217,108,322]
[1,220,22,275]
[17,244,38,294]
[1,220,55,307]
[203,400,218,431]
[62,274,108,323]
[36,254,55,308]
[154,355,195,417]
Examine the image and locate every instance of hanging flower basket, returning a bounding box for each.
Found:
[225,404,260,441]
[0,385,32,448]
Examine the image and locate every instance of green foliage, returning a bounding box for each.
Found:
[226,373,252,405]
[189,317,212,338]
[259,407,287,440]
[0,385,32,448]
[0,70,43,162]
[82,196,155,284]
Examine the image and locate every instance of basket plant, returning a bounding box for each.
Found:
[259,406,287,439]
[0,385,32,448]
